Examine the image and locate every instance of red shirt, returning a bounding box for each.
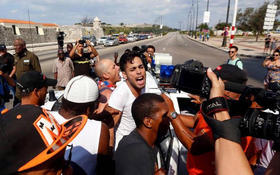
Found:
[187,112,256,175]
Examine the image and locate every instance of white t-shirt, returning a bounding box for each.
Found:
[108,82,137,149]
[109,71,161,149]
[51,111,101,175]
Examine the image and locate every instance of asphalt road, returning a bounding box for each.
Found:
[39,32,265,88]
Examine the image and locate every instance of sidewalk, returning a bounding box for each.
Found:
[188,35,269,59]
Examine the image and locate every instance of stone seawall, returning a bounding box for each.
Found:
[0,26,57,46]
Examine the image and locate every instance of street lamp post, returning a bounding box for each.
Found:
[195,0,199,39]
[222,0,231,47]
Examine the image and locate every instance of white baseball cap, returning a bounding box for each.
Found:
[64,75,99,103]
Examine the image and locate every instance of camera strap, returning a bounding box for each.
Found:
[201,97,229,116]
[203,116,242,144]
[201,97,241,144]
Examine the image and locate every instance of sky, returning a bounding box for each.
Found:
[0,0,272,29]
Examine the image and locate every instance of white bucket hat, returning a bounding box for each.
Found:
[64,75,99,103]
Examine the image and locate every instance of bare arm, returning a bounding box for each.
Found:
[54,71,57,80]
[86,40,99,60]
[207,68,253,175]
[263,57,271,67]
[1,71,15,87]
[95,89,112,114]
[69,44,78,59]
[161,94,214,153]
[9,66,16,78]
[96,123,113,175]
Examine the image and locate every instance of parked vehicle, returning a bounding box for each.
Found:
[118,36,128,44]
[82,35,97,46]
[112,34,119,38]
[97,36,109,45]
[104,37,119,46]
[139,35,147,40]
[135,34,141,41]
[127,35,137,42]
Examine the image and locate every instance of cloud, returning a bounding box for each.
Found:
[10,9,18,14]
[0,0,270,29]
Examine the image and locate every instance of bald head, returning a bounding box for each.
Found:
[95,58,120,84]
[95,59,112,78]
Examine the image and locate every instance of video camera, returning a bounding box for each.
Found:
[170,59,280,141]
[57,31,65,50]
[171,60,211,98]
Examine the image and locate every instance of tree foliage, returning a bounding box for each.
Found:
[236,8,254,31]
[236,2,268,41]
[198,23,209,31]
[102,25,177,35]
[215,22,231,30]
[80,16,93,26]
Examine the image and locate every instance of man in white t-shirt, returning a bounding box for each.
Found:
[51,75,111,175]
[108,51,147,149]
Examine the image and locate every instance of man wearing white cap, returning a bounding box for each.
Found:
[51,75,111,175]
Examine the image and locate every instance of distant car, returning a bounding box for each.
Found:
[135,34,141,41]
[127,35,137,42]
[147,34,153,39]
[104,37,119,46]
[82,35,97,46]
[139,35,146,40]
[118,36,128,44]
[97,36,109,45]
[112,34,119,38]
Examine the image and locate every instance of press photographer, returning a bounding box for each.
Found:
[170,60,280,174]
[69,39,99,77]
[163,63,257,175]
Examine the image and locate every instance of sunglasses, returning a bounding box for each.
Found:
[274,54,279,56]
[228,51,235,53]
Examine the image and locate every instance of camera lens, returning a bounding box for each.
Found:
[240,109,280,140]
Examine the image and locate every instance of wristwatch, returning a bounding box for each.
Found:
[170,112,178,119]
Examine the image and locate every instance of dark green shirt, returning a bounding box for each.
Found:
[14,49,42,99]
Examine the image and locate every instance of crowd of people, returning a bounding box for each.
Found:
[0,37,280,175]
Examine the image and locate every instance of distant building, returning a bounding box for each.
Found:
[0,18,58,46]
[61,16,104,40]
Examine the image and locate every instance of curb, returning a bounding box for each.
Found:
[186,36,265,59]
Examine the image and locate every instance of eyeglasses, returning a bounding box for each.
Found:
[274,54,279,56]
[228,51,235,53]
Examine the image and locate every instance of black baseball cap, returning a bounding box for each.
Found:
[0,105,88,174]
[214,64,248,84]
[17,71,57,92]
[0,44,6,51]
